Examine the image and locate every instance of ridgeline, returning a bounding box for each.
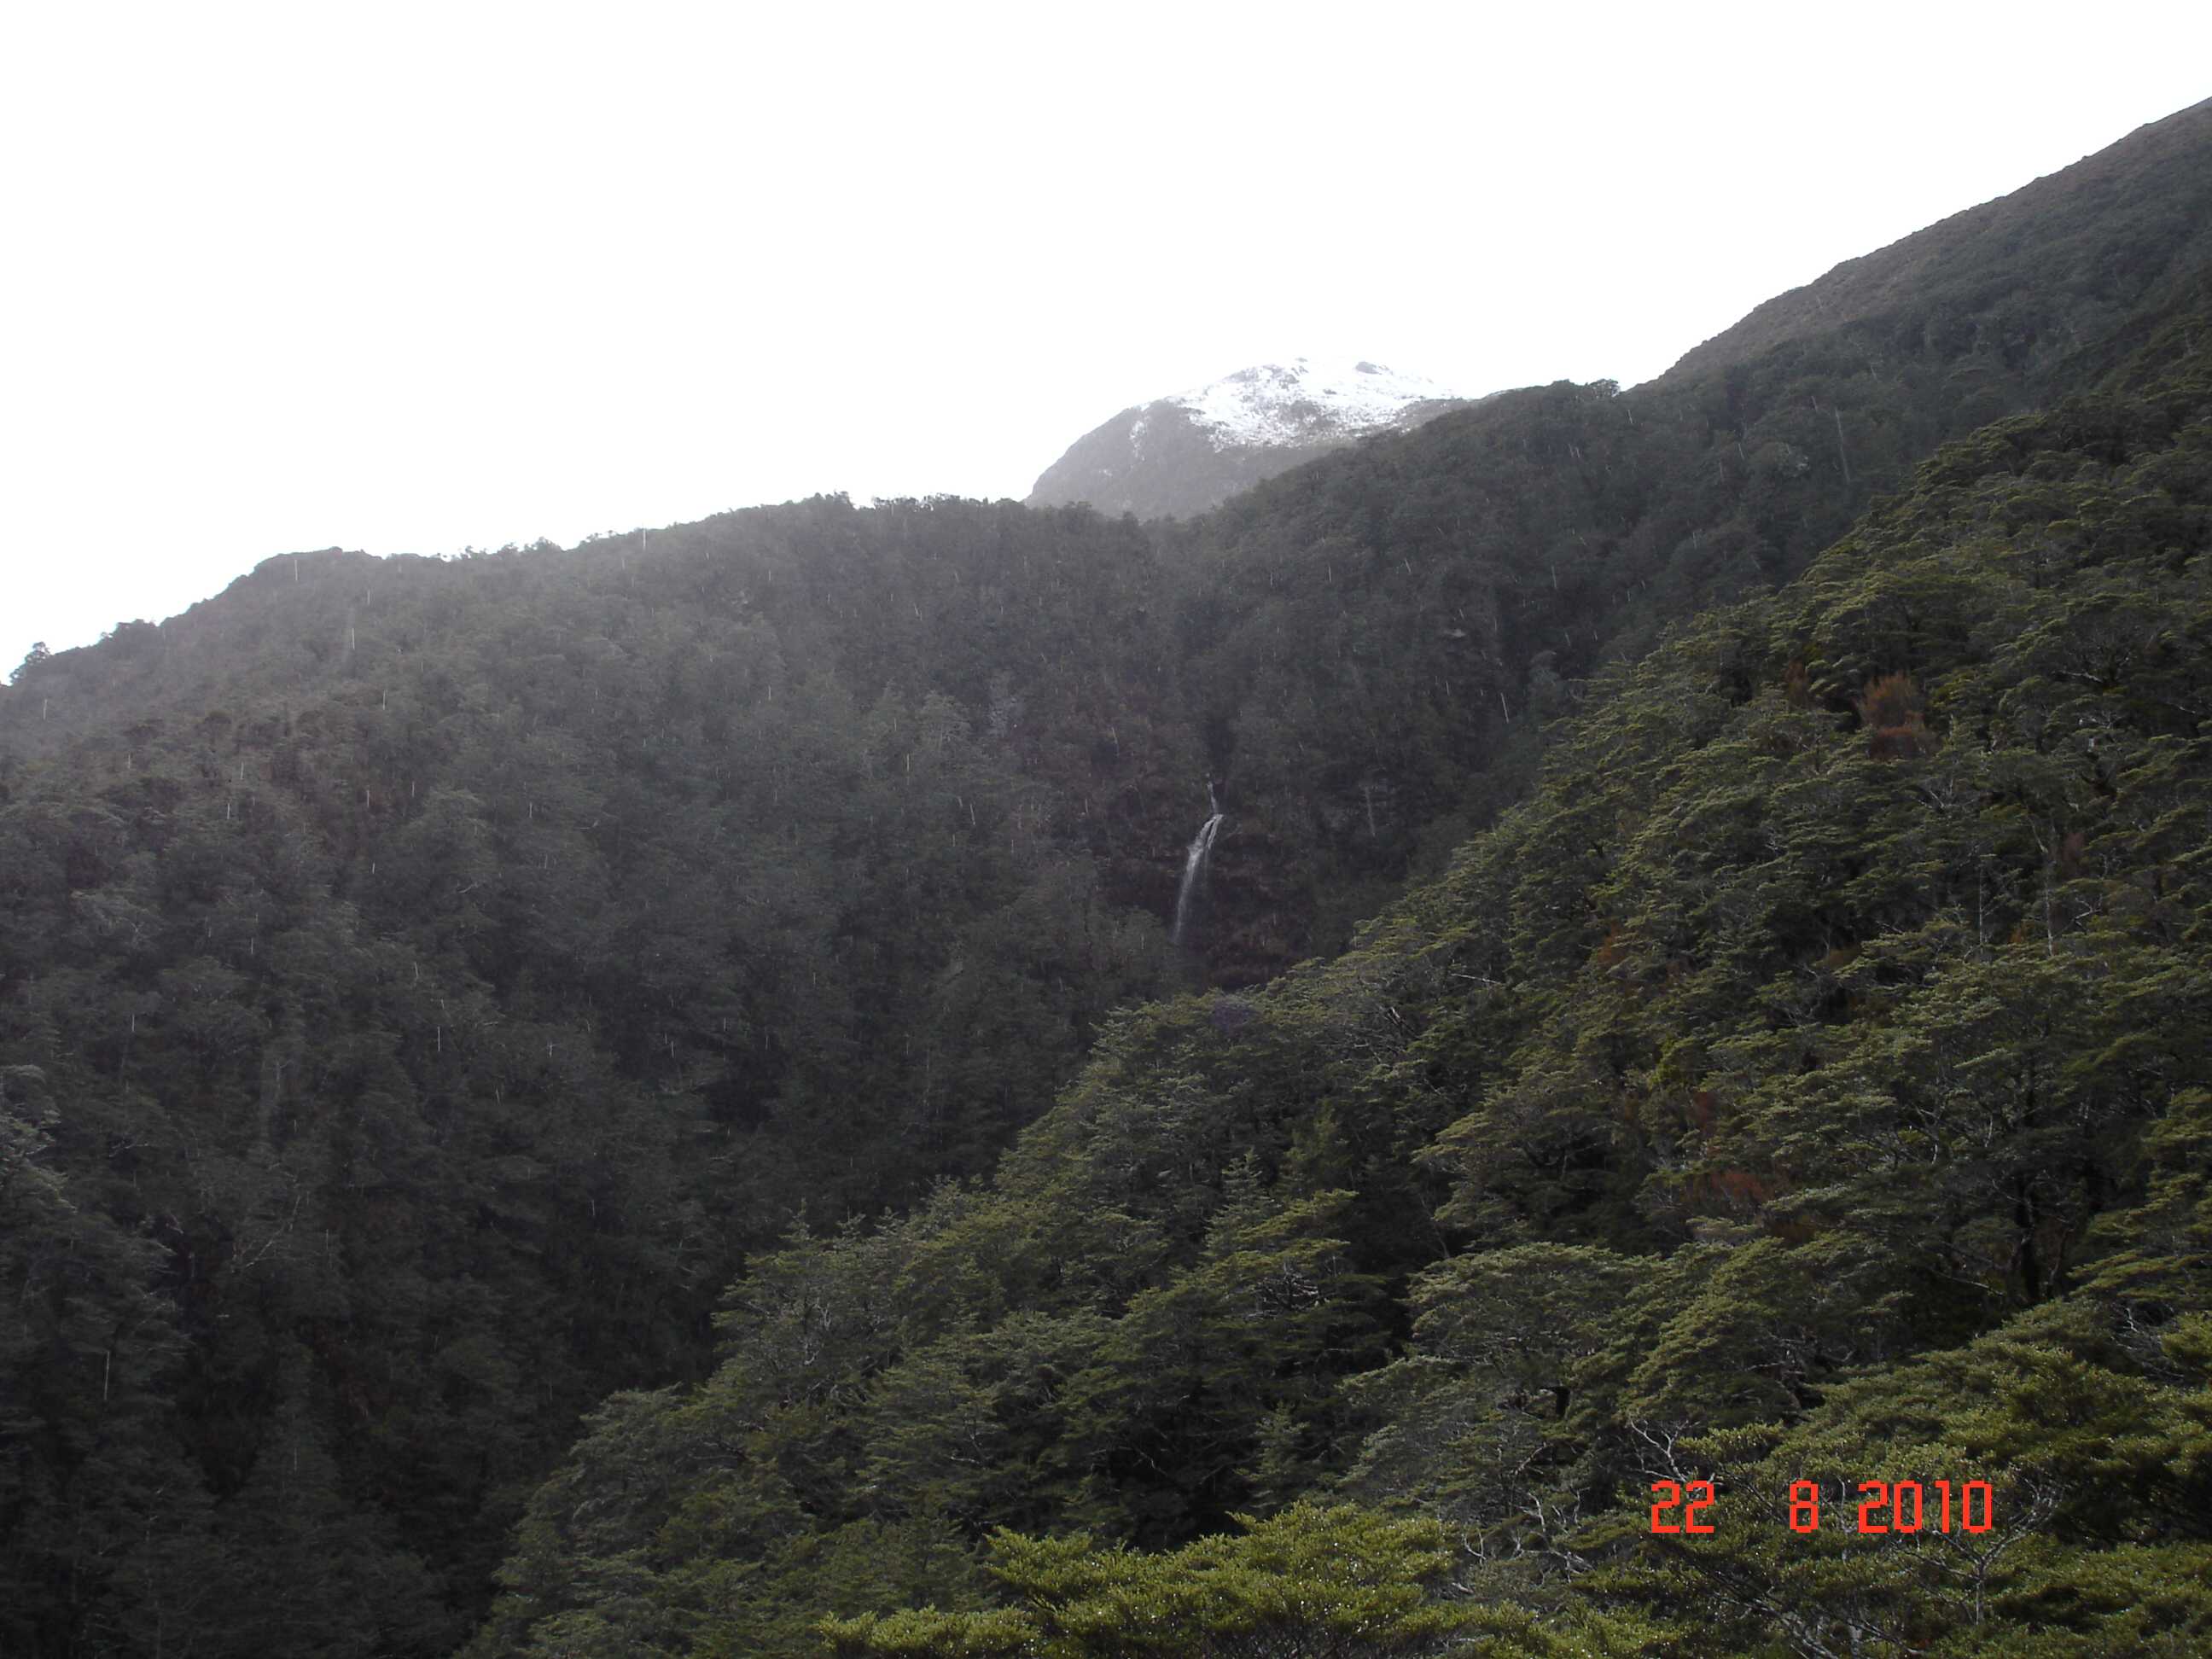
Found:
[4,98,2209,1658]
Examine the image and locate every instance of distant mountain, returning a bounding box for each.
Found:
[1027,356,1473,519]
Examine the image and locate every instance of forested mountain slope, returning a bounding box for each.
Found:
[1663,96,2212,385]
[477,296,2212,1658]
[13,102,2212,994]
[1164,98,2212,982]
[1,101,2208,1657]
[0,501,1197,1655]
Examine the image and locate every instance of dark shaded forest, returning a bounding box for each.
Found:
[3,99,2209,1658]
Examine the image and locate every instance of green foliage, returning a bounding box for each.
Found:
[3,108,2211,1659]
[0,503,1196,1653]
[1567,1295,2212,1655]
[821,1503,1471,1657]
[476,329,2212,1655]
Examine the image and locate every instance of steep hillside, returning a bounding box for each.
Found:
[1662,96,2212,386]
[15,108,2212,997]
[4,101,2211,1658]
[1163,100,2212,981]
[0,499,1203,1654]
[476,301,2212,1659]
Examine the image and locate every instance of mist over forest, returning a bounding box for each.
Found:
[4,96,2211,1658]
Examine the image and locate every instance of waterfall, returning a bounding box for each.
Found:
[1171,783,1224,948]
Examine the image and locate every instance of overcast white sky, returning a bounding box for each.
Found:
[3,2,2206,675]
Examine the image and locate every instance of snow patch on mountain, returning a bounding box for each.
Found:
[1168,357,1458,451]
[1027,355,1472,520]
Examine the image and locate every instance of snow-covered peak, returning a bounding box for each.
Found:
[1028,356,1470,519]
[1164,357,1458,451]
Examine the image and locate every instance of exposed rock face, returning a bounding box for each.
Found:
[1027,356,1471,520]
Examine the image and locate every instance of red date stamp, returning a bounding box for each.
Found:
[1650,1479,1994,1534]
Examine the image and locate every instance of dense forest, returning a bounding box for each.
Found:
[3,99,2209,1656]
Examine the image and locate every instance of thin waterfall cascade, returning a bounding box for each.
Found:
[1171,789,1225,948]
